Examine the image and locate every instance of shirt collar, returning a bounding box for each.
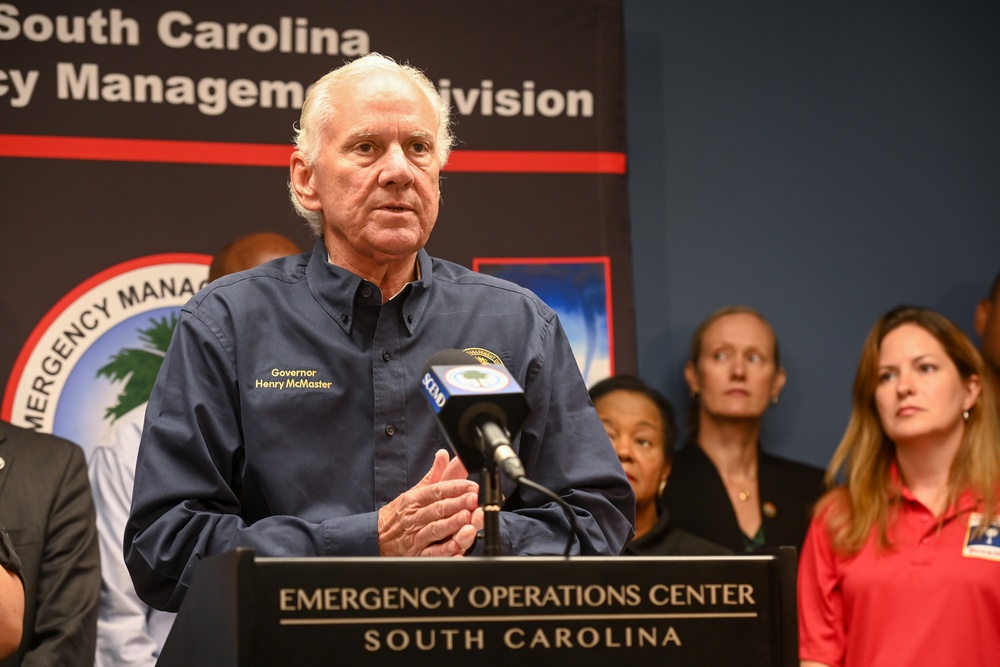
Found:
[890,459,979,517]
[403,250,434,335]
[306,238,434,336]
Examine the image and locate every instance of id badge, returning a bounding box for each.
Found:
[962,512,1000,562]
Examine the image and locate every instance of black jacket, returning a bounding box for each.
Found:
[625,505,731,556]
[0,421,100,666]
[662,442,825,553]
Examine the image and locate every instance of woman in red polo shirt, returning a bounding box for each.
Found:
[798,306,1000,667]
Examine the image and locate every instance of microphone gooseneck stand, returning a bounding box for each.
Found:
[478,458,580,558]
[473,420,580,558]
[481,462,503,557]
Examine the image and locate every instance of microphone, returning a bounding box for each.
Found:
[421,349,529,480]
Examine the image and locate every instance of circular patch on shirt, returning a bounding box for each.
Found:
[443,365,512,393]
[1,254,210,458]
[762,501,777,518]
[463,347,504,365]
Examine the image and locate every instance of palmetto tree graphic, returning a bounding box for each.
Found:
[458,369,491,387]
[96,314,178,423]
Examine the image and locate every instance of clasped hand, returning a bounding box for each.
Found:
[377,450,484,557]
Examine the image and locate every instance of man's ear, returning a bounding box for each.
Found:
[289,152,322,212]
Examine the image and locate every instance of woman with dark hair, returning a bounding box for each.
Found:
[590,375,729,555]
[662,306,825,553]
[798,306,1000,667]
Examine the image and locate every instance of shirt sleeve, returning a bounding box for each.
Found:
[797,509,846,667]
[491,313,635,556]
[90,413,170,667]
[124,309,380,613]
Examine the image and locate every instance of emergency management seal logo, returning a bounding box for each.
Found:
[463,347,504,366]
[443,365,511,393]
[1,254,210,459]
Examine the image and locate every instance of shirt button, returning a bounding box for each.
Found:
[407,314,414,324]
[362,286,372,298]
[340,314,349,323]
[385,425,396,436]
[382,351,391,362]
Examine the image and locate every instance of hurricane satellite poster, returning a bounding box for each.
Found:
[474,257,614,387]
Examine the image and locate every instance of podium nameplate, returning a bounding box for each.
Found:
[158,549,796,666]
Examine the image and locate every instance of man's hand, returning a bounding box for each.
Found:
[378,450,484,557]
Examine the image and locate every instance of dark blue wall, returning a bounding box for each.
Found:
[623,1,1000,468]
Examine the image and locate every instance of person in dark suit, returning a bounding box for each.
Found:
[663,306,825,553]
[0,526,24,659]
[0,420,100,666]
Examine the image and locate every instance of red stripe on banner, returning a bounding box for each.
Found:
[0,134,292,167]
[0,135,626,174]
[446,151,626,174]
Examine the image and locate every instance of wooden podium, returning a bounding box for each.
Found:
[157,548,798,666]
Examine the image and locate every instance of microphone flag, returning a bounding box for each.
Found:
[421,349,528,471]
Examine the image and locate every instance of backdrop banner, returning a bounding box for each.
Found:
[0,0,633,456]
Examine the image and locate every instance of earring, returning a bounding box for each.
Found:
[658,479,667,496]
[963,410,970,421]
[771,395,779,405]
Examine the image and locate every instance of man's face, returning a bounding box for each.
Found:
[292,72,441,273]
[975,289,1000,380]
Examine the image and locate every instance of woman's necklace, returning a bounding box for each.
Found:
[721,470,755,502]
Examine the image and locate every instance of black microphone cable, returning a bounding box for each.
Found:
[513,476,580,559]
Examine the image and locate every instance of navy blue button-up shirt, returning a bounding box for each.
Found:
[125,240,634,612]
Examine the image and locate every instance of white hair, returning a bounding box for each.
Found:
[288,53,454,235]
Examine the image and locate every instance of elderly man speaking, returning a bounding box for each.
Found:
[125,53,634,612]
